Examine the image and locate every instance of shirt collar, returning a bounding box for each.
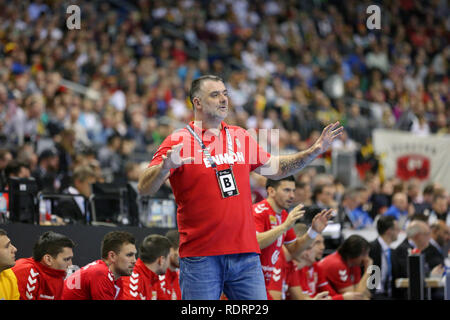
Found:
[377,236,390,251]
[429,238,442,253]
[190,121,228,133]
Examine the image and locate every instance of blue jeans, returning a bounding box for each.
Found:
[179,252,267,300]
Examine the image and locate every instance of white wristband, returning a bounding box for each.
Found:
[307,227,318,239]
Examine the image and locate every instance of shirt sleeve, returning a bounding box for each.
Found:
[252,207,269,233]
[284,228,297,244]
[320,261,354,292]
[243,129,271,172]
[89,270,116,300]
[315,263,342,299]
[12,265,40,300]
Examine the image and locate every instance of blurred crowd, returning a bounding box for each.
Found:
[0,0,449,224]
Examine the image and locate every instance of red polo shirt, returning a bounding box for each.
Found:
[149,121,271,258]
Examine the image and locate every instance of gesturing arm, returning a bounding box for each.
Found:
[138,144,193,196]
[256,204,305,250]
[254,122,343,179]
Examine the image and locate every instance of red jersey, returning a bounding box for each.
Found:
[252,199,296,286]
[149,121,270,258]
[12,258,66,300]
[121,259,167,300]
[62,260,120,300]
[296,262,344,300]
[318,252,362,293]
[266,248,287,299]
[159,268,181,300]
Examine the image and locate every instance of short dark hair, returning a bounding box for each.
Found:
[32,231,75,261]
[0,228,7,236]
[139,234,171,264]
[265,176,296,190]
[101,231,135,259]
[165,229,180,249]
[338,235,370,261]
[5,160,29,177]
[376,215,396,235]
[189,75,224,106]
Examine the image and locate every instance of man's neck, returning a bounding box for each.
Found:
[267,197,283,214]
[103,259,121,280]
[380,234,392,246]
[194,115,223,133]
[144,261,159,276]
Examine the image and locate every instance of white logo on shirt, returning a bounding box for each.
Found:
[339,269,348,282]
[254,203,269,214]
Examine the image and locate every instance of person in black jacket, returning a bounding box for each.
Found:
[54,165,96,224]
[392,220,444,299]
[423,220,449,269]
[369,215,400,299]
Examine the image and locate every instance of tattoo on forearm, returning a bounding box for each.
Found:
[279,151,319,176]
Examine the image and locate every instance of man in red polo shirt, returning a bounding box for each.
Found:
[318,234,372,298]
[12,231,74,300]
[62,231,136,300]
[138,75,343,300]
[121,234,171,300]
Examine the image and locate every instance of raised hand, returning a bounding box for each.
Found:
[311,208,334,233]
[161,144,194,170]
[284,204,305,230]
[313,121,344,154]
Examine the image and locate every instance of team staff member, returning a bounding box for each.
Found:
[62,231,136,300]
[12,231,75,300]
[0,228,19,300]
[138,75,343,300]
[318,235,372,299]
[252,177,332,289]
[121,234,171,300]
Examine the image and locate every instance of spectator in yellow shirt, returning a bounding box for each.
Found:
[0,228,19,300]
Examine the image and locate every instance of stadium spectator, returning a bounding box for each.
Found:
[12,231,75,300]
[121,234,171,300]
[313,183,337,209]
[53,165,96,224]
[62,231,136,300]
[4,160,31,182]
[369,215,400,300]
[0,228,19,300]
[384,192,409,226]
[392,220,444,299]
[318,235,372,299]
[428,193,450,225]
[0,149,13,190]
[32,148,61,192]
[423,220,449,270]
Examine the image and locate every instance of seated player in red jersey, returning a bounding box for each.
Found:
[318,234,372,299]
[158,229,181,300]
[12,231,74,300]
[288,227,366,300]
[62,231,136,300]
[121,234,171,300]
[252,176,333,298]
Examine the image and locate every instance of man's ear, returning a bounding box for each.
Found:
[193,97,201,110]
[107,250,117,263]
[41,254,53,267]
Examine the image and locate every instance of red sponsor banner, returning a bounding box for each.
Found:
[396,154,430,180]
